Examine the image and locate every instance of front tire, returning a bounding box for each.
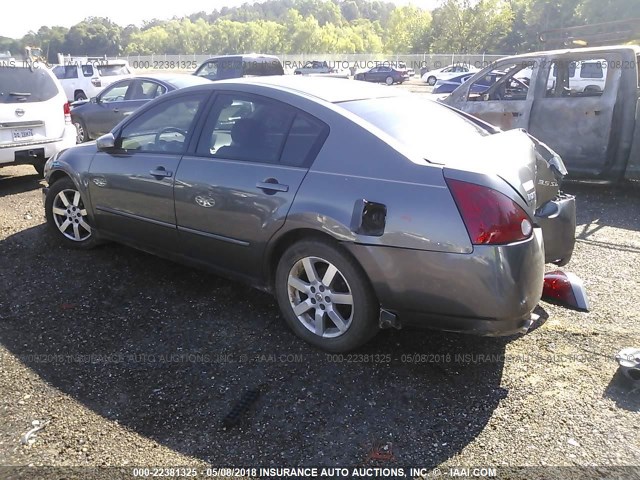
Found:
[74,91,87,101]
[45,177,98,249]
[275,239,379,352]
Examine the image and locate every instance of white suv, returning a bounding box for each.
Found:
[0,65,76,175]
[52,61,133,102]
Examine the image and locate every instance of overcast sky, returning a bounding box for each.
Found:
[4,0,440,39]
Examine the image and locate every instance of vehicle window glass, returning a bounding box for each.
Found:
[82,65,94,77]
[580,61,603,79]
[52,65,65,79]
[467,63,529,101]
[0,67,58,103]
[54,65,78,79]
[100,81,131,103]
[545,59,607,98]
[243,59,283,76]
[97,64,130,76]
[119,94,204,153]
[197,93,295,164]
[196,60,220,80]
[128,81,166,100]
[280,114,328,167]
[341,96,489,163]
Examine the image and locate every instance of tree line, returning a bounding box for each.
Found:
[1,0,637,63]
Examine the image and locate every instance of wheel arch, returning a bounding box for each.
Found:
[48,169,72,186]
[265,228,374,297]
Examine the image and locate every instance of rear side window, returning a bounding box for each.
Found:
[0,68,58,103]
[53,65,78,79]
[280,114,328,167]
[97,64,130,76]
[82,65,94,77]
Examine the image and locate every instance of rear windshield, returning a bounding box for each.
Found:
[340,96,488,163]
[97,64,130,76]
[0,67,58,103]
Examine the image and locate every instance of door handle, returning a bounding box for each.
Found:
[149,167,172,178]
[256,179,289,193]
[112,108,120,113]
[511,112,522,117]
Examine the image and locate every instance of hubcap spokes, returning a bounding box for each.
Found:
[287,256,354,338]
[74,123,84,143]
[52,189,91,242]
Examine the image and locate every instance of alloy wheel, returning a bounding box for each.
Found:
[52,189,91,242]
[287,256,354,338]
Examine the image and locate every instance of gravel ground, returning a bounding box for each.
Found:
[0,150,639,473]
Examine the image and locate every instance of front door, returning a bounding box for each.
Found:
[88,92,208,251]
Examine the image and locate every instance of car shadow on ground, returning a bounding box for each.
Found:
[603,370,640,412]
[0,171,43,198]
[566,182,640,240]
[0,225,511,465]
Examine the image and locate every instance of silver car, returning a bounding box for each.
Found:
[42,77,587,352]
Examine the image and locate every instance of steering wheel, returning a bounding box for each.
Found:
[155,127,187,150]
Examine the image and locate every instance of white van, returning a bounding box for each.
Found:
[0,65,76,175]
[52,60,133,102]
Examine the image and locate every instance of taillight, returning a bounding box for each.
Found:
[446,178,532,245]
[542,270,589,312]
[63,102,71,124]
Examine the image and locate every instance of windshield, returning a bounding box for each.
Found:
[339,96,489,163]
[0,67,58,103]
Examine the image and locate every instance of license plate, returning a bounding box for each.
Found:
[12,128,34,141]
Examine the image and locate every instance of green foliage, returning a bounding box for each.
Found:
[9,0,640,58]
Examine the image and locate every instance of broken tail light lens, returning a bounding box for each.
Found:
[446,178,532,245]
[542,270,590,312]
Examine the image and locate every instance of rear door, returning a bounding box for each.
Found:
[528,55,621,177]
[174,92,328,278]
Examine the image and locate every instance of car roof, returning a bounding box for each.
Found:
[497,44,640,63]
[211,76,407,103]
[201,54,281,62]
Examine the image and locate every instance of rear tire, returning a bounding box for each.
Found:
[45,177,98,249]
[275,238,379,352]
[74,91,87,101]
[385,76,394,85]
[73,118,88,143]
[427,76,437,86]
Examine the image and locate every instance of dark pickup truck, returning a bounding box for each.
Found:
[443,45,640,181]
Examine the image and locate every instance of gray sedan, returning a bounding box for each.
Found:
[42,77,587,352]
[70,74,210,143]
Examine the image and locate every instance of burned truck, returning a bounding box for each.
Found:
[443,45,640,182]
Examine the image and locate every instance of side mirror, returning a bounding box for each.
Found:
[91,97,98,104]
[96,133,116,151]
[482,93,490,101]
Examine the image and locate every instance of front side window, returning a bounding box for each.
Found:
[467,62,529,101]
[196,60,218,79]
[119,94,205,153]
[100,81,132,103]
